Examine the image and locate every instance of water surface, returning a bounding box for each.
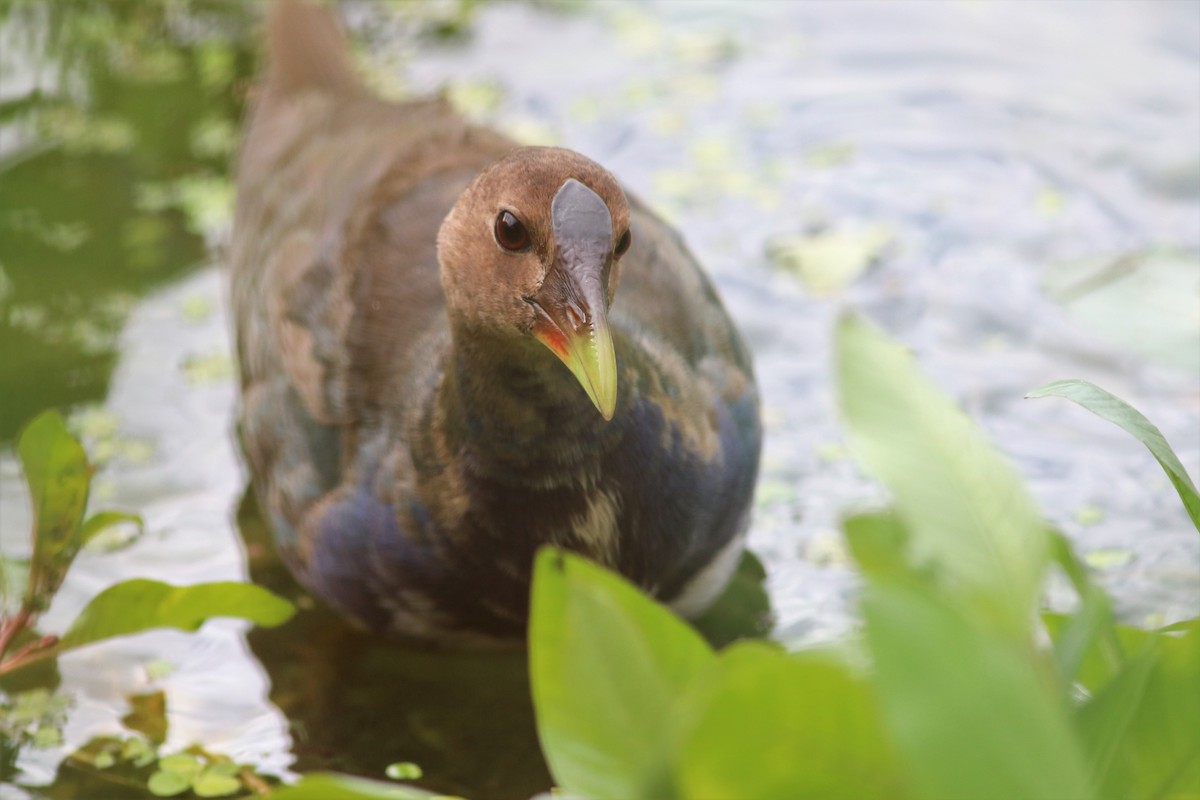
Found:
[1,1,1198,797]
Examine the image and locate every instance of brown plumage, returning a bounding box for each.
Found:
[232,0,761,642]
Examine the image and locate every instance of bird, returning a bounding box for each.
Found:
[231,0,762,643]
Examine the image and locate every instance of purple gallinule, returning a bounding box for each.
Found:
[231,0,761,642]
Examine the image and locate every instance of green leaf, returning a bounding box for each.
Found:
[1026,379,1200,532]
[1,555,30,614]
[1074,643,1159,800]
[57,579,294,653]
[863,582,1092,800]
[836,315,1050,637]
[385,762,423,781]
[766,225,892,294]
[1046,531,1123,685]
[674,642,909,800]
[529,547,714,799]
[158,753,203,778]
[1088,626,1200,799]
[192,768,242,797]
[17,411,93,598]
[79,510,144,550]
[147,769,192,797]
[269,772,441,800]
[843,511,918,583]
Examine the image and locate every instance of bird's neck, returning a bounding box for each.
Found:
[438,325,623,481]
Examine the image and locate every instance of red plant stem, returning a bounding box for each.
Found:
[0,605,34,660]
[0,635,58,677]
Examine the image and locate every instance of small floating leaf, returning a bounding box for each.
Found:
[1075,504,1106,526]
[181,351,235,386]
[193,768,242,798]
[32,723,62,748]
[180,294,215,322]
[806,142,856,168]
[57,579,295,654]
[1035,187,1066,216]
[385,762,423,781]
[1027,379,1200,532]
[147,769,192,797]
[158,753,203,778]
[80,511,144,550]
[122,736,157,767]
[145,658,175,681]
[445,80,505,118]
[1084,548,1136,571]
[768,226,892,295]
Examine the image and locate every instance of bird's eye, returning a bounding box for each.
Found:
[614,229,632,259]
[494,210,531,252]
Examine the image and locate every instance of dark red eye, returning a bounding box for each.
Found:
[494,210,531,252]
[614,229,631,258]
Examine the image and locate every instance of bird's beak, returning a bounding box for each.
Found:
[530,281,617,420]
[530,178,619,421]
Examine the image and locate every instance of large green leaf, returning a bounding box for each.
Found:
[836,315,1049,637]
[529,548,714,800]
[864,582,1092,800]
[57,579,295,652]
[1075,644,1159,800]
[674,641,910,800]
[269,773,437,800]
[1026,379,1200,532]
[1072,625,1200,799]
[843,510,921,585]
[16,411,93,598]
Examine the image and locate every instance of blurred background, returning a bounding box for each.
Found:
[0,0,1197,797]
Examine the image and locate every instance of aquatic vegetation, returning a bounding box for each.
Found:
[525,316,1200,800]
[0,412,294,678]
[0,412,295,795]
[3,327,1196,800]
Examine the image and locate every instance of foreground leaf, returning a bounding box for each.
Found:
[1075,644,1159,800]
[1026,379,1200,531]
[1071,624,1200,799]
[270,773,439,799]
[675,641,909,800]
[529,548,714,799]
[57,579,294,652]
[843,511,917,584]
[863,582,1092,800]
[836,314,1049,638]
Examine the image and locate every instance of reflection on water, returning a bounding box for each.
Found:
[0,0,258,440]
[236,488,554,800]
[1,0,1199,798]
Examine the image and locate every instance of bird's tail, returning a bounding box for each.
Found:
[263,0,361,97]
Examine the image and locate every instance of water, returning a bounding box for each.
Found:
[2,1,1198,797]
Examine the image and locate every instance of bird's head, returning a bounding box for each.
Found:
[438,147,632,420]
